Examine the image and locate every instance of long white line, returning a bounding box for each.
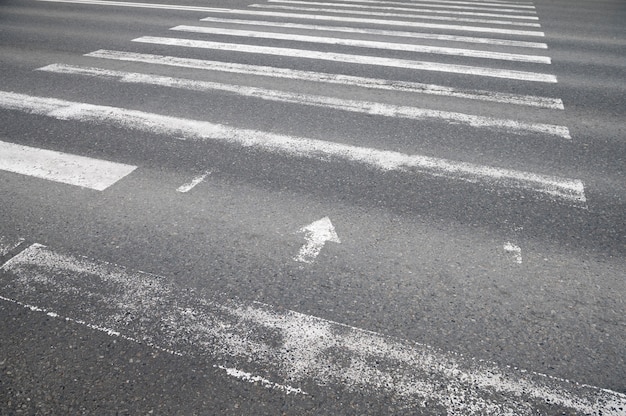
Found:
[2,243,624,414]
[132,37,557,83]
[0,91,584,205]
[405,0,535,9]
[265,0,539,19]
[85,50,563,109]
[197,16,548,49]
[249,4,543,26]
[170,25,551,64]
[200,8,546,36]
[38,64,567,137]
[0,140,136,191]
[302,0,537,13]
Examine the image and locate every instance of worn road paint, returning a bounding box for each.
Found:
[177,171,210,193]
[132,37,557,83]
[38,64,568,137]
[409,0,536,9]
[294,217,340,263]
[85,50,562,109]
[265,0,539,19]
[0,140,136,191]
[0,237,24,257]
[35,0,543,35]
[504,242,523,264]
[0,243,624,415]
[197,16,548,49]
[0,91,586,206]
[327,0,538,13]
[171,25,551,64]
[215,366,308,395]
[249,4,542,26]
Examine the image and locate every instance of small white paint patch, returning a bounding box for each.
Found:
[133,37,556,83]
[504,242,523,264]
[0,140,136,191]
[0,243,624,415]
[264,0,540,20]
[177,171,210,193]
[84,50,562,109]
[0,236,25,257]
[171,25,550,64]
[249,3,542,26]
[215,366,308,395]
[0,91,585,206]
[38,64,567,137]
[294,217,340,263]
[198,16,547,49]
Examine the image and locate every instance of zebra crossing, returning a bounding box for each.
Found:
[2,0,585,208]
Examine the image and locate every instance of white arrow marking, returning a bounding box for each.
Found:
[294,217,340,263]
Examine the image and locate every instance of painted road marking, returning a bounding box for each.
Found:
[132,37,557,82]
[38,64,568,137]
[215,365,307,395]
[196,16,549,49]
[86,50,562,109]
[170,25,551,64]
[261,0,541,21]
[504,241,523,263]
[0,91,586,206]
[0,237,25,257]
[294,217,340,263]
[177,171,210,193]
[328,0,538,13]
[249,4,542,26]
[0,140,136,191]
[409,0,536,9]
[0,243,624,414]
[35,0,545,36]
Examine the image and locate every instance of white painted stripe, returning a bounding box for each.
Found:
[216,366,308,395]
[303,0,538,14]
[177,171,210,193]
[39,64,568,137]
[170,25,551,64]
[405,0,535,9]
[197,16,548,49]
[200,8,546,36]
[265,0,540,19]
[250,4,542,26]
[2,243,624,414]
[0,91,585,205]
[132,37,557,83]
[503,241,522,263]
[85,50,563,109]
[0,140,136,191]
[0,237,25,257]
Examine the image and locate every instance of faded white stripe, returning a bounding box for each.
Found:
[0,237,25,257]
[132,37,557,83]
[250,4,542,26]
[215,366,308,395]
[0,140,136,191]
[197,16,548,49]
[1,243,623,415]
[200,8,545,36]
[405,0,535,9]
[177,171,210,193]
[86,50,563,109]
[0,91,585,205]
[39,64,568,137]
[265,0,539,19]
[304,0,537,13]
[170,25,551,64]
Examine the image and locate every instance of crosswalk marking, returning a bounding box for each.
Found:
[0,140,136,191]
[263,0,540,20]
[1,243,624,415]
[299,0,538,14]
[249,4,542,26]
[197,16,549,48]
[0,91,586,206]
[170,25,551,63]
[132,36,557,82]
[408,0,536,9]
[84,50,563,109]
[39,64,569,138]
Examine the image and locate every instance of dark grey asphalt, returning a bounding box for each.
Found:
[1,0,625,413]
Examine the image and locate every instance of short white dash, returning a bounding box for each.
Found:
[215,365,308,395]
[177,171,210,193]
[504,242,523,264]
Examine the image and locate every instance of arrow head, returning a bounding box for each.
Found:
[298,216,340,244]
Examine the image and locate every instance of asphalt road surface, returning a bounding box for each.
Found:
[1,0,625,414]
